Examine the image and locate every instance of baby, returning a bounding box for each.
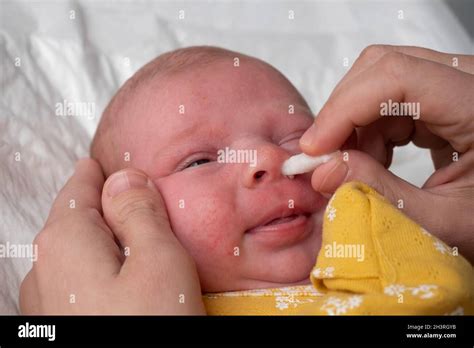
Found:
[91,46,473,314]
[91,46,326,293]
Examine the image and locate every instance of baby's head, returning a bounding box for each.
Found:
[91,46,327,292]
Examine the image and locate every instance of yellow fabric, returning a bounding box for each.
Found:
[203,182,474,315]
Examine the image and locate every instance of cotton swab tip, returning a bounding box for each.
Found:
[281,151,340,176]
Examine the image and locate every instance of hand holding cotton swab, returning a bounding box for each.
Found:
[281,151,340,176]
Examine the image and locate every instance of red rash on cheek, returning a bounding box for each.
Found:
[202,209,226,252]
[209,234,222,251]
[197,200,238,256]
[154,175,240,259]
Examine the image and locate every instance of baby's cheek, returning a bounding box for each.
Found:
[158,184,237,259]
[179,201,225,252]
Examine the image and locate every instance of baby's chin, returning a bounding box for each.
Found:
[228,212,323,292]
[245,245,319,289]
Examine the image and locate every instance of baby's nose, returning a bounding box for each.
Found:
[241,144,287,188]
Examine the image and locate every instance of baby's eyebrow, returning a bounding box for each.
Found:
[152,103,312,163]
[173,122,207,143]
[152,122,212,162]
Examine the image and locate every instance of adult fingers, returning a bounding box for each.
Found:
[45,158,105,227]
[101,168,186,277]
[300,53,474,156]
[335,45,474,93]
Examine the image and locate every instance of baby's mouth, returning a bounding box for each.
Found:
[263,214,309,226]
[243,184,325,246]
[245,208,313,235]
[245,210,314,248]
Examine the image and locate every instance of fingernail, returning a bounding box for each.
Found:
[300,124,318,148]
[107,171,155,197]
[320,192,333,199]
[315,159,348,194]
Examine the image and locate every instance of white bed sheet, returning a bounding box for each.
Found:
[0,0,472,314]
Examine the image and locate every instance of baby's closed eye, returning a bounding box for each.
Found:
[179,129,306,171]
[184,158,212,169]
[278,131,306,152]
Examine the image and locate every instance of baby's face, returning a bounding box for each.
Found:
[119,58,327,292]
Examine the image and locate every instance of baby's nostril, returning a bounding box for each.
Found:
[254,171,265,180]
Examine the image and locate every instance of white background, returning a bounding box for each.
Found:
[0,0,472,314]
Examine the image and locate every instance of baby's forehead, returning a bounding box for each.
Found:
[114,55,305,135]
[149,59,302,110]
[147,56,278,93]
[123,57,310,139]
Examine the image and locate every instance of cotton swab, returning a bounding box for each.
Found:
[281,151,340,176]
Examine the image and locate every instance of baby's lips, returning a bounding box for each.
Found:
[245,205,311,233]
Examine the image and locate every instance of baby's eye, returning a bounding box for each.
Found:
[279,134,303,151]
[282,137,300,144]
[279,131,306,146]
[184,158,211,169]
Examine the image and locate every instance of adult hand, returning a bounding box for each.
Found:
[20,158,205,314]
[299,45,474,262]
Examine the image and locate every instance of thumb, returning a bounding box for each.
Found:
[311,150,428,220]
[101,168,182,272]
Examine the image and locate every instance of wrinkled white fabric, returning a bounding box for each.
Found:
[0,0,471,314]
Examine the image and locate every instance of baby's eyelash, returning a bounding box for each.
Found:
[281,137,300,144]
[184,158,211,169]
[179,154,215,171]
[279,132,305,145]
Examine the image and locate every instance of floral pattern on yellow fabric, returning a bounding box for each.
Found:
[203,182,474,315]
